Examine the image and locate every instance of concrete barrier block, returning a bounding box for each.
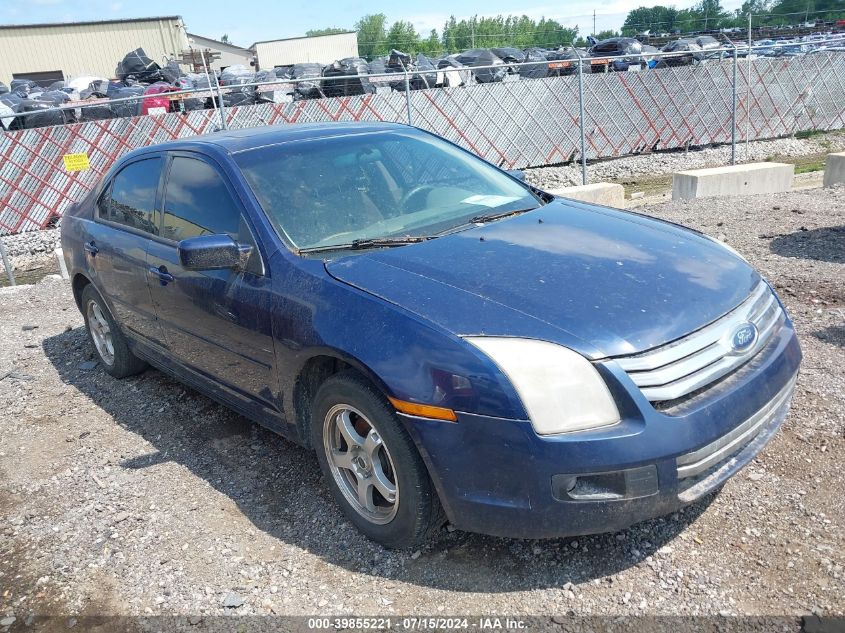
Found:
[672,163,794,201]
[547,182,626,208]
[823,153,845,187]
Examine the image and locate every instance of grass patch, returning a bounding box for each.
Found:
[795,129,827,140]
[756,152,828,175]
[794,159,826,175]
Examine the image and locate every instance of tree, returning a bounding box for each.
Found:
[695,0,730,29]
[440,13,578,53]
[621,0,843,36]
[442,16,459,52]
[421,29,442,55]
[622,6,680,34]
[355,13,389,59]
[739,0,771,13]
[534,18,578,48]
[220,34,230,44]
[306,27,348,37]
[595,29,621,40]
[768,0,844,23]
[385,20,420,53]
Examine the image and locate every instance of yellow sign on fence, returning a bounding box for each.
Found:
[62,153,90,172]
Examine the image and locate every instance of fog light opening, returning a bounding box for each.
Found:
[552,465,658,502]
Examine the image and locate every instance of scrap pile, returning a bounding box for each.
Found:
[2,33,839,131]
[0,49,205,131]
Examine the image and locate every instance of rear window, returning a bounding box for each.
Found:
[105,158,161,235]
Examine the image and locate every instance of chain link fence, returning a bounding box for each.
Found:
[1,46,844,236]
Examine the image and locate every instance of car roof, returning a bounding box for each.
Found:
[132,122,414,158]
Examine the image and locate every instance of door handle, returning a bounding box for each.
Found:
[84,241,99,256]
[148,265,175,285]
[214,304,238,323]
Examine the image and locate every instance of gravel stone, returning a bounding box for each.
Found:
[112,511,130,524]
[222,592,245,608]
[0,228,60,273]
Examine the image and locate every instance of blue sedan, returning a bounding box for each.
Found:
[61,122,802,548]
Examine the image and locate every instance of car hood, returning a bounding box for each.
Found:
[325,199,760,358]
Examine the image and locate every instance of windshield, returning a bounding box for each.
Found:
[234,129,539,251]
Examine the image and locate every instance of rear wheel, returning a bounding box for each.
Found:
[312,371,444,548]
[81,284,148,378]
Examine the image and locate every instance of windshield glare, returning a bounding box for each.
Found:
[235,130,539,250]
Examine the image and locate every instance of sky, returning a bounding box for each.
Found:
[4,0,747,47]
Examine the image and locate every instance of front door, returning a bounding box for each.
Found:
[145,153,278,416]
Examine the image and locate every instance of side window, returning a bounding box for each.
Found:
[162,157,242,241]
[96,184,112,220]
[108,158,161,235]
[162,156,263,275]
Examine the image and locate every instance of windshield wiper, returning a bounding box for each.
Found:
[350,236,434,249]
[434,207,539,238]
[298,235,434,254]
[468,207,537,224]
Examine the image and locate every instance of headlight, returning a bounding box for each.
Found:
[465,337,621,435]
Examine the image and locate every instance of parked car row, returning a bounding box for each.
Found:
[750,34,845,58]
[2,34,843,132]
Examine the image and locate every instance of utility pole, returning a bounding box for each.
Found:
[748,12,752,47]
[746,12,752,160]
[593,10,596,37]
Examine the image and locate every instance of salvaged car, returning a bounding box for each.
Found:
[62,123,802,548]
[587,36,647,71]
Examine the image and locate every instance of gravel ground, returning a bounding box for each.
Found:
[0,186,843,628]
[0,229,60,274]
[524,132,845,188]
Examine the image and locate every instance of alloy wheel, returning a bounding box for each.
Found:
[86,299,115,366]
[323,404,399,525]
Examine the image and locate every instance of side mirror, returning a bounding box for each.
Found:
[178,234,252,271]
[507,169,525,181]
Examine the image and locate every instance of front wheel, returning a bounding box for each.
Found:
[312,371,444,548]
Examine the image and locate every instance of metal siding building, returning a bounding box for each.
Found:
[186,34,254,72]
[0,17,190,85]
[252,32,358,68]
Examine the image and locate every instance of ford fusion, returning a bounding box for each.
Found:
[61,123,801,548]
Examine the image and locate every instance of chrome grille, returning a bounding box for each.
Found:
[615,281,784,402]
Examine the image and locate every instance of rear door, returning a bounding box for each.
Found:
[85,156,166,347]
[145,153,277,414]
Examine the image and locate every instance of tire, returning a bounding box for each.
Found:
[81,284,148,379]
[312,370,444,548]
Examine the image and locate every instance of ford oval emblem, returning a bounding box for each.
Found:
[731,322,758,353]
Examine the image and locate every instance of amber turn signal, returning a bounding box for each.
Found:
[388,397,458,422]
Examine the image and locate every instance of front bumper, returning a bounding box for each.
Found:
[404,320,802,539]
